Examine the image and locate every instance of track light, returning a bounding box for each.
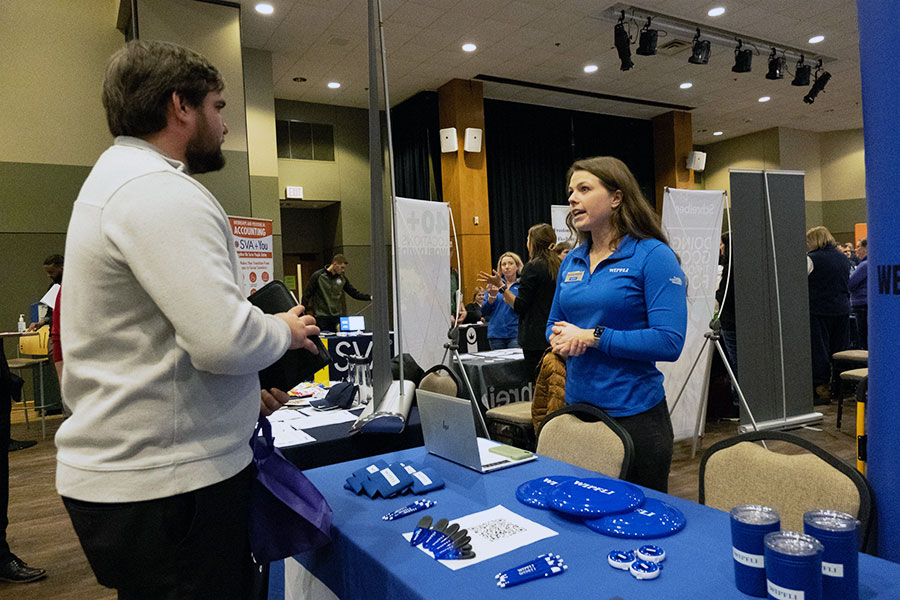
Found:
[688,28,711,65]
[765,48,786,80]
[636,17,658,56]
[792,55,811,86]
[732,40,752,73]
[614,12,634,71]
[803,65,831,104]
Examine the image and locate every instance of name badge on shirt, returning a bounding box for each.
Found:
[564,271,584,283]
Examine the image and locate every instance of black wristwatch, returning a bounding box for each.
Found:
[593,325,606,340]
[498,284,508,294]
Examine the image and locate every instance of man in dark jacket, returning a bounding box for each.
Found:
[301,254,372,333]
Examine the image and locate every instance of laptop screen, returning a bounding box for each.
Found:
[339,315,365,331]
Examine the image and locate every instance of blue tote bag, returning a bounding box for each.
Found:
[250,416,333,562]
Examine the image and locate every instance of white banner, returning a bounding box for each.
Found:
[550,205,572,243]
[660,189,726,441]
[228,216,274,296]
[395,198,451,371]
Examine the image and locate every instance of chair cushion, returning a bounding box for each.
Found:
[7,358,48,369]
[486,401,533,425]
[703,441,861,531]
[536,414,625,478]
[417,372,458,397]
[832,350,868,364]
[839,368,868,382]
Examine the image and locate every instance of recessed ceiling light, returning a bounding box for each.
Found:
[584,64,598,73]
[462,43,477,52]
[292,76,307,83]
[680,82,693,89]
[327,82,341,89]
[713,131,724,136]
[758,96,771,102]
[255,3,274,15]
[708,7,726,17]
[809,35,825,44]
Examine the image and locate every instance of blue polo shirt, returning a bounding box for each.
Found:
[545,235,687,417]
[481,279,520,339]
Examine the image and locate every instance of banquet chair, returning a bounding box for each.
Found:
[536,403,634,479]
[417,364,460,397]
[8,325,51,439]
[699,430,873,551]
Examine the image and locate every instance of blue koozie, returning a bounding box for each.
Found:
[803,510,859,600]
[764,531,824,600]
[731,505,780,597]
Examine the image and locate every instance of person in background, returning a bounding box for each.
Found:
[716,233,740,418]
[806,226,851,403]
[478,252,523,349]
[462,287,485,324]
[301,254,372,333]
[480,224,559,382]
[26,255,63,332]
[57,40,319,598]
[849,238,868,349]
[555,240,573,260]
[547,156,687,493]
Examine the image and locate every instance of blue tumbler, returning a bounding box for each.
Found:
[764,531,824,600]
[731,505,780,597]
[804,510,859,600]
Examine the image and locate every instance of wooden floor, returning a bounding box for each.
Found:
[3,401,858,599]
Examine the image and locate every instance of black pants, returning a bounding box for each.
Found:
[610,398,674,493]
[0,344,11,560]
[853,306,868,349]
[810,313,850,386]
[522,348,546,386]
[63,465,255,600]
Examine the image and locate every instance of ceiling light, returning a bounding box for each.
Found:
[732,39,752,73]
[804,66,831,104]
[708,7,726,17]
[635,17,658,56]
[292,76,307,83]
[713,131,724,136]
[765,48,786,80]
[462,43,477,52]
[809,35,825,44]
[584,64,599,73]
[327,82,341,89]
[255,3,274,15]
[614,12,634,70]
[791,55,811,86]
[688,28,711,65]
[758,96,771,102]
[680,82,693,89]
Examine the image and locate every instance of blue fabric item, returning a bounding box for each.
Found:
[545,235,687,417]
[488,337,519,350]
[849,257,867,307]
[481,279,520,339]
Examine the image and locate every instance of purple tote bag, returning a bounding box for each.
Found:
[250,416,333,562]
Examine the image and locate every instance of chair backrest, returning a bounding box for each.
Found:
[418,365,460,398]
[19,325,49,356]
[536,403,634,479]
[699,430,874,551]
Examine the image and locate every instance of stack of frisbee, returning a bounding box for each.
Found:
[515,475,686,539]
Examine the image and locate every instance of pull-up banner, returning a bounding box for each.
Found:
[395,198,451,371]
[660,188,725,442]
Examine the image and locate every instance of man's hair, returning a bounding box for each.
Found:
[858,238,867,248]
[331,254,348,265]
[102,40,224,138]
[43,254,64,267]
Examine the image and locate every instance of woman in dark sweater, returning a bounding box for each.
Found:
[479,223,560,382]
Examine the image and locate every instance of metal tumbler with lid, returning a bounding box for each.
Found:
[804,510,859,600]
[731,505,781,597]
[764,530,824,600]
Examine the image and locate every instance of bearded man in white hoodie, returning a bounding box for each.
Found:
[57,40,319,599]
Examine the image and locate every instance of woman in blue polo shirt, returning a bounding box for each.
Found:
[480,251,523,349]
[546,156,687,493]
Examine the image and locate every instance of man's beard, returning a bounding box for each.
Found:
[185,118,226,174]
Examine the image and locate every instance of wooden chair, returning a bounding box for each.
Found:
[8,326,50,439]
[536,403,634,479]
[700,430,874,551]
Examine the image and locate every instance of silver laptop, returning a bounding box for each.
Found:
[417,389,537,473]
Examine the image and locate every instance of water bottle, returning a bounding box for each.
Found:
[17,314,26,333]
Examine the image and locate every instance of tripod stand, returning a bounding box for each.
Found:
[669,318,761,457]
[440,323,491,440]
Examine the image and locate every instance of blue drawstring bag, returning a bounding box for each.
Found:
[249,416,333,562]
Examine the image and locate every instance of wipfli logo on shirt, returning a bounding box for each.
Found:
[564,271,584,283]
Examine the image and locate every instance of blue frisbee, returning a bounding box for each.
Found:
[585,498,686,538]
[548,477,644,518]
[515,475,578,509]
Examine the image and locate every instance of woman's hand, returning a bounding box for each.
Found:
[549,321,595,358]
[260,388,291,416]
[477,269,503,289]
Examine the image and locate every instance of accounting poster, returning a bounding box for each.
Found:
[228,216,274,296]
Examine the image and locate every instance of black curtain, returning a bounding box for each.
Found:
[390,91,442,202]
[484,99,655,263]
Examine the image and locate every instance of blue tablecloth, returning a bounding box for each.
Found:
[287,447,900,600]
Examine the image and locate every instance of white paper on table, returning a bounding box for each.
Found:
[267,420,316,448]
[39,284,60,309]
[269,407,358,430]
[402,504,558,571]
